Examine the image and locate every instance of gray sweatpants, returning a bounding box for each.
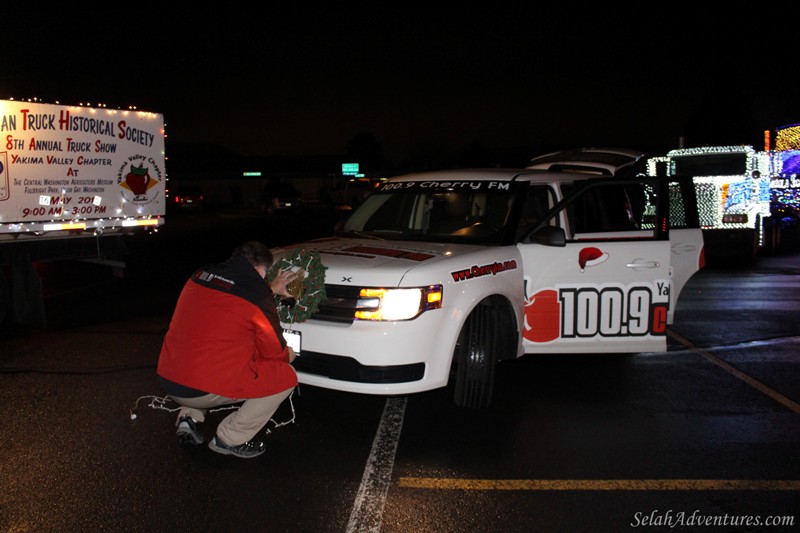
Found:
[170,387,294,446]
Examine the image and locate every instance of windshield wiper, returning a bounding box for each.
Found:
[336,229,386,241]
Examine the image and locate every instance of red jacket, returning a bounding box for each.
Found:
[157,256,297,399]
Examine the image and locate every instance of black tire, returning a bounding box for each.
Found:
[452,299,507,409]
[761,216,781,256]
[739,225,759,266]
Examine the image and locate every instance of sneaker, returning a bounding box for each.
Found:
[208,436,266,459]
[176,416,203,445]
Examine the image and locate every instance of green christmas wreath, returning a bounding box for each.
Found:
[268,247,327,323]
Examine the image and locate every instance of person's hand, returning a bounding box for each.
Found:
[270,269,299,298]
[287,346,297,363]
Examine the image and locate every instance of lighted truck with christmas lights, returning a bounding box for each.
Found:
[646,145,775,262]
[769,122,800,243]
[771,150,800,236]
[270,169,704,408]
[0,99,166,326]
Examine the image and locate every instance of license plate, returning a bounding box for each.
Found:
[283,329,301,355]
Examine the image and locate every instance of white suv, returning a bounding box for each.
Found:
[272,168,704,408]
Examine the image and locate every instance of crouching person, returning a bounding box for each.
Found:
[157,241,298,459]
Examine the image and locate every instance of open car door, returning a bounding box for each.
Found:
[517,175,702,354]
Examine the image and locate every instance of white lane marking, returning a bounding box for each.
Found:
[346,396,407,533]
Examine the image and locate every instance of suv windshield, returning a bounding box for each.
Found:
[340,180,522,243]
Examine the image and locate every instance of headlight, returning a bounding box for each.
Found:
[355,285,443,321]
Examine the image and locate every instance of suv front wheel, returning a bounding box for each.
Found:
[452,298,510,408]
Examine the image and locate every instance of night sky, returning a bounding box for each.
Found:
[4,5,797,168]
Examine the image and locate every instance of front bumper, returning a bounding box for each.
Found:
[287,304,462,395]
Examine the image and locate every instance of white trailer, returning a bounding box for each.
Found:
[0,99,166,328]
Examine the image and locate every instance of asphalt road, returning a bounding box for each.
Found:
[1,208,799,532]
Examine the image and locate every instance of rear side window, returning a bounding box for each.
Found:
[567,182,645,233]
[558,177,698,238]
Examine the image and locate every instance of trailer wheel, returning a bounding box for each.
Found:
[740,223,759,266]
[452,298,508,409]
[761,216,781,256]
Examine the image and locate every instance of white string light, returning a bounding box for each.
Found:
[128,389,298,434]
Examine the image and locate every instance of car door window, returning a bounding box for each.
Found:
[567,182,646,234]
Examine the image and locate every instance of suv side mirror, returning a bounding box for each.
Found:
[529,225,566,247]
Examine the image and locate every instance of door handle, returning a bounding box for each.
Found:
[626,261,660,269]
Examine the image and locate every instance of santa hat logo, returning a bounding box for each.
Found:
[578,247,609,272]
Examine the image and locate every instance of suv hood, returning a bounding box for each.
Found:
[272,236,484,287]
